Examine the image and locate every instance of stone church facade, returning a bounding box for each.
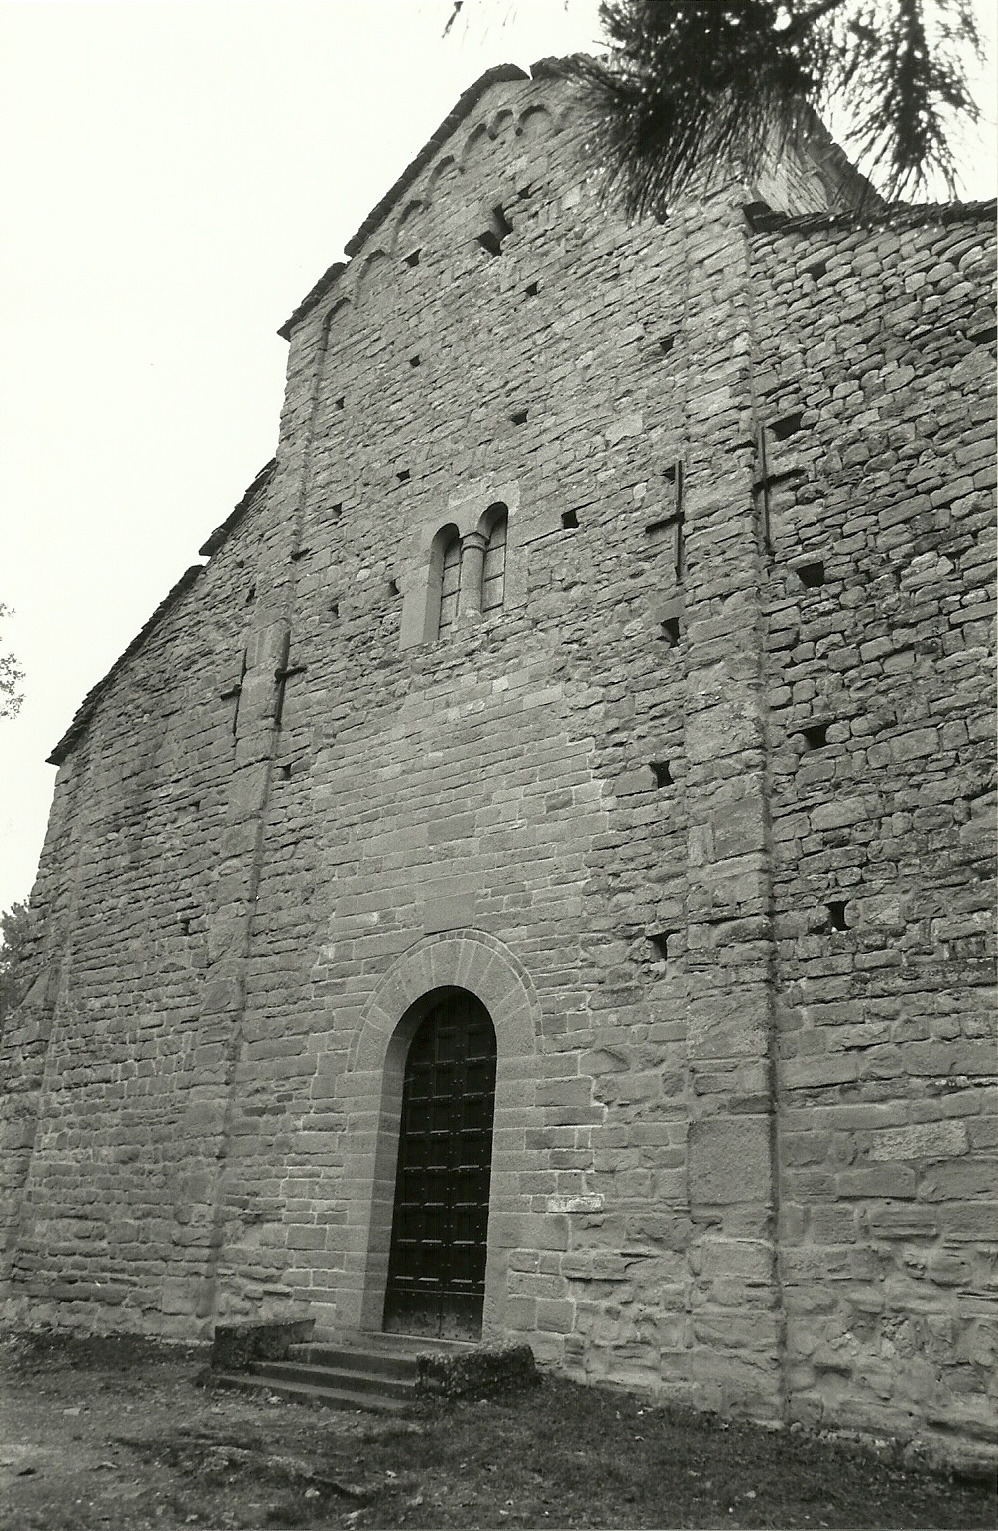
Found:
[2,64,995,1458]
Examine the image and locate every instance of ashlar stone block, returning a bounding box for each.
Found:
[688,1117,773,1210]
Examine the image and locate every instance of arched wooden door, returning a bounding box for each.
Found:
[383,990,497,1340]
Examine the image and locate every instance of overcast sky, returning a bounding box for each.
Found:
[0,0,995,916]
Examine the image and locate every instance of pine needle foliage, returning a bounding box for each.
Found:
[466,1,983,216]
[0,602,24,720]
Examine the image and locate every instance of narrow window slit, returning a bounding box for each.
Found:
[437,531,462,637]
[797,558,825,588]
[649,929,679,960]
[481,505,508,617]
[179,917,191,936]
[661,616,681,647]
[245,584,257,605]
[827,900,848,931]
[330,599,340,618]
[650,761,673,788]
[561,509,579,530]
[336,396,346,410]
[801,722,828,751]
[477,204,513,258]
[331,501,344,519]
[388,578,400,597]
[659,335,675,356]
[397,469,410,483]
[771,411,804,442]
[279,763,292,781]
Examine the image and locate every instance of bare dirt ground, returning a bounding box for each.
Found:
[1,1333,994,1530]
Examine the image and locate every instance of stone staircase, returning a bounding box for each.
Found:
[214,1331,475,1413]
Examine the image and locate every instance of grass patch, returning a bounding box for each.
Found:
[1,1332,993,1528]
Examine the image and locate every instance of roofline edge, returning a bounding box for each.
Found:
[277,61,531,341]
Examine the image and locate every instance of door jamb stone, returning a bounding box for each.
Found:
[339,930,539,1340]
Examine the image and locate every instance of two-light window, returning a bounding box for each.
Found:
[436,502,508,639]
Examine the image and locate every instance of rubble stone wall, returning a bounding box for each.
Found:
[0,484,281,1329]
[754,205,997,1449]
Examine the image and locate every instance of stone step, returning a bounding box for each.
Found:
[286,1345,419,1381]
[305,1328,478,1353]
[288,1333,474,1374]
[215,1330,480,1414]
[214,1370,408,1413]
[251,1359,416,1400]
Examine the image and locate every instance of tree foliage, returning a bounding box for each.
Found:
[0,900,31,1036]
[573,1,982,216]
[0,602,24,720]
[447,1,984,216]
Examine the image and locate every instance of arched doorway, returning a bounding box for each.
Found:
[383,988,497,1340]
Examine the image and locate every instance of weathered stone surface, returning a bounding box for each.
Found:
[0,65,993,1464]
[416,1342,539,1399]
[210,1319,315,1371]
[757,195,997,1456]
[688,1119,773,1209]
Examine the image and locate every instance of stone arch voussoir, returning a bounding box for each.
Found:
[350,929,538,1073]
[338,930,540,1339]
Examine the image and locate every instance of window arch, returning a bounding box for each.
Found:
[399,494,517,654]
[437,529,463,638]
[480,502,508,617]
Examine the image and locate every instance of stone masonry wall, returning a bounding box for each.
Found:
[209,78,734,1396]
[1,66,993,1461]
[754,205,997,1453]
[0,480,292,1330]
